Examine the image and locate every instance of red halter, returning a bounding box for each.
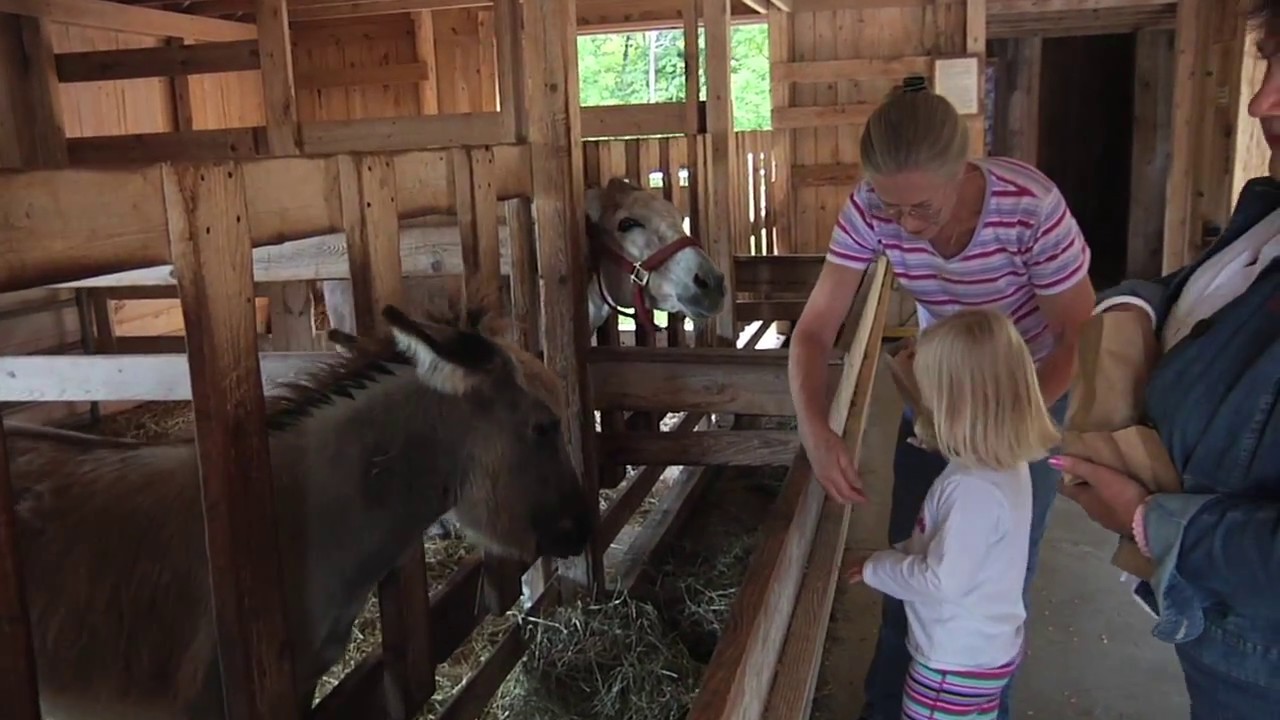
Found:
[592,232,703,334]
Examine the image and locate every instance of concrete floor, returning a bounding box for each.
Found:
[812,365,1188,720]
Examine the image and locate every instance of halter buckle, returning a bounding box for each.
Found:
[629,263,651,287]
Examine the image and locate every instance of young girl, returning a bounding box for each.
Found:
[847,308,1060,719]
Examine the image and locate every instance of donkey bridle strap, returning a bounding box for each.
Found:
[593,234,703,334]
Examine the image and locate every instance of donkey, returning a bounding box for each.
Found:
[8,301,594,720]
[319,176,728,338]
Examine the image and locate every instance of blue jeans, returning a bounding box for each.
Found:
[858,395,1069,720]
[1178,630,1280,719]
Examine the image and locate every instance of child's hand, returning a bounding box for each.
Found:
[844,550,874,585]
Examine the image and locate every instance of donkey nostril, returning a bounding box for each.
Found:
[693,273,710,290]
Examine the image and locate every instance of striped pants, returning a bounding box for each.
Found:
[901,654,1020,719]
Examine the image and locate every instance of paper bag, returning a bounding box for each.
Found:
[1061,309,1179,581]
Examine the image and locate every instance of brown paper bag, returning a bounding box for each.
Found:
[1061,310,1179,581]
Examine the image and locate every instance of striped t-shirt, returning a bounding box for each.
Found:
[827,156,1091,364]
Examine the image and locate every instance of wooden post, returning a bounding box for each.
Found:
[333,153,436,717]
[504,197,541,353]
[1004,37,1042,164]
[520,0,603,594]
[453,146,502,308]
[255,0,301,155]
[165,162,299,720]
[13,16,67,168]
[768,7,793,256]
[167,37,197,133]
[1164,0,1209,273]
[494,0,527,142]
[411,11,440,116]
[0,422,41,720]
[701,0,736,347]
[1128,29,1174,281]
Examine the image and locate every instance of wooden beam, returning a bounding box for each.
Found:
[54,39,260,83]
[703,0,736,344]
[580,101,702,139]
[67,128,264,164]
[254,0,300,155]
[772,56,933,84]
[493,0,526,141]
[165,162,299,720]
[761,259,893,720]
[410,11,439,115]
[1128,28,1174,280]
[597,430,800,466]
[17,16,67,168]
[300,113,508,154]
[0,421,41,720]
[0,0,256,41]
[1163,0,1208,272]
[771,103,877,130]
[687,257,889,720]
[789,162,861,188]
[522,0,603,592]
[733,254,825,294]
[167,38,197,132]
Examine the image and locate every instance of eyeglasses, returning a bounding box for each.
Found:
[876,202,943,224]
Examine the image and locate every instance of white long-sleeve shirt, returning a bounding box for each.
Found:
[862,461,1032,671]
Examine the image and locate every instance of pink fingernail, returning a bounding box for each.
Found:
[1048,455,1064,469]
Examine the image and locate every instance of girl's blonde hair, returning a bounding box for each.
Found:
[860,85,969,180]
[911,309,1059,471]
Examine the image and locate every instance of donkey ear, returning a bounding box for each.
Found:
[326,328,361,353]
[381,304,499,395]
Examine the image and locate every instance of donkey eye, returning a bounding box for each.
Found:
[616,217,643,233]
[532,419,560,438]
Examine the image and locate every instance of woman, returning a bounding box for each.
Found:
[1056,1,1280,716]
[786,83,1095,720]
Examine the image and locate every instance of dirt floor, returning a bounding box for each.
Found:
[812,365,1187,720]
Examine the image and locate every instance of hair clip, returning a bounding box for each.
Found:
[902,75,928,93]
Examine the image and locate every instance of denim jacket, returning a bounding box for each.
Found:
[1097,176,1280,686]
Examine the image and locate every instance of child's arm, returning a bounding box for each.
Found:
[861,479,1006,603]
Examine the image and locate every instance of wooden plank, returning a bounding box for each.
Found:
[167,38,197,133]
[493,0,527,142]
[17,16,67,168]
[0,0,257,41]
[54,39,260,83]
[0,352,334,402]
[772,56,933,84]
[503,197,540,352]
[580,101,699,139]
[597,412,707,546]
[1162,0,1206,272]
[255,0,300,155]
[772,103,877,130]
[523,0,602,592]
[294,62,436,90]
[612,463,716,590]
[733,254,825,294]
[703,0,736,345]
[0,420,41,720]
[761,262,892,720]
[453,147,502,305]
[67,128,264,164]
[51,217,513,288]
[164,162,299,720]
[333,153,435,717]
[736,299,808,322]
[1128,28,1173,280]
[588,352,830,415]
[687,258,889,720]
[790,162,861,188]
[410,11,439,115]
[301,113,508,154]
[597,430,800,466]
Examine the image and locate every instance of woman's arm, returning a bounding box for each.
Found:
[1024,185,1096,405]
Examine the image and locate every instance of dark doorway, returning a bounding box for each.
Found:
[1036,33,1136,291]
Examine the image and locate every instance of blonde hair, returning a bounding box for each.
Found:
[911,309,1059,471]
[860,86,969,179]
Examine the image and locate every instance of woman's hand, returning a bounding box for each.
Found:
[1053,454,1150,536]
[845,550,873,584]
[805,427,867,505]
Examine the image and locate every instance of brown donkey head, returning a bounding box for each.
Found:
[371,303,594,561]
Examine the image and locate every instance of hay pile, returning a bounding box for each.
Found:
[492,593,702,720]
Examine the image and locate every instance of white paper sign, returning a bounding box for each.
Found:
[933,56,980,116]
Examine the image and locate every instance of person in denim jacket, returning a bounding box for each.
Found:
[1055,1,1280,715]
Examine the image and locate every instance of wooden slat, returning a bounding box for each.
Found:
[333,153,435,717]
[597,412,707,546]
[761,264,893,720]
[453,147,502,305]
[522,0,602,592]
[67,128,264,164]
[736,299,808,322]
[1162,0,1207,272]
[17,17,66,168]
[294,62,435,90]
[300,113,508,154]
[165,161,299,720]
[703,0,736,345]
[597,430,800,466]
[771,56,933,84]
[0,420,41,720]
[255,0,301,155]
[687,257,889,720]
[580,101,700,139]
[733,254,825,294]
[790,162,861,188]
[54,39,260,83]
[0,0,257,41]
[771,103,877,130]
[503,197,540,352]
[493,0,527,142]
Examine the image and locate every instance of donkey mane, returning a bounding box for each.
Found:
[264,295,511,432]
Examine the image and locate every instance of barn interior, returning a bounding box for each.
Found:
[0,1,1262,719]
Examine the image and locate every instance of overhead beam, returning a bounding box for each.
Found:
[54,40,261,83]
[0,0,256,42]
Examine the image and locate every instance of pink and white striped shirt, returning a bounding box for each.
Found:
[826,156,1091,364]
